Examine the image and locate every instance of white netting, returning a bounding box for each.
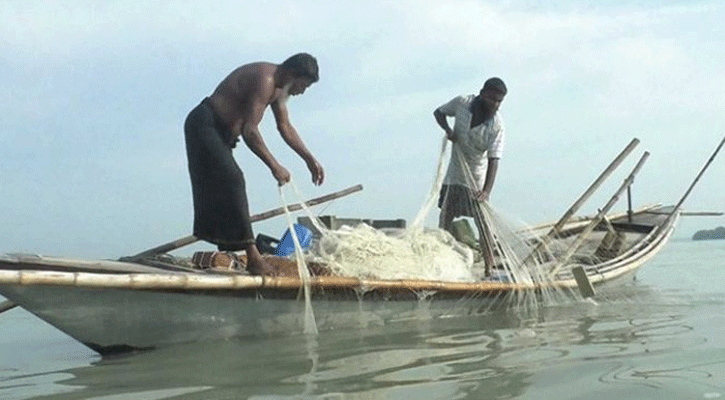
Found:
[313,224,475,281]
[278,138,478,282]
[277,133,585,309]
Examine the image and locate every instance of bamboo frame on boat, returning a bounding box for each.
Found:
[548,151,650,277]
[129,184,363,259]
[654,134,725,236]
[543,138,640,237]
[522,139,640,265]
[1,208,679,297]
[0,269,533,293]
[524,204,662,234]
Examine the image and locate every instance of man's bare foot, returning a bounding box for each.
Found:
[247,258,278,276]
[245,245,279,276]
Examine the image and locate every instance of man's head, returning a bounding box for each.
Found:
[479,77,507,115]
[280,53,319,96]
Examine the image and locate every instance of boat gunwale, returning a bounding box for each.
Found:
[552,210,679,287]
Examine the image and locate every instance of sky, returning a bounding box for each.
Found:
[1,0,724,259]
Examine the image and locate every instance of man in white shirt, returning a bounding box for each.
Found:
[433,77,507,273]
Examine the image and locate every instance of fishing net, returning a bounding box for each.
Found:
[277,137,477,282]
[278,136,572,289]
[274,130,615,318]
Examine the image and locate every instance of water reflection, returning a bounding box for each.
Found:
[15,285,725,400]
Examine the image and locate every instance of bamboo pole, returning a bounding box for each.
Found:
[548,151,650,278]
[251,184,362,222]
[643,211,723,216]
[524,204,662,233]
[0,300,17,314]
[522,138,640,265]
[128,184,363,259]
[655,134,725,235]
[0,269,536,293]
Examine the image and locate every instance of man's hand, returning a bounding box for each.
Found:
[445,128,456,142]
[271,164,291,186]
[307,158,325,186]
[475,189,490,202]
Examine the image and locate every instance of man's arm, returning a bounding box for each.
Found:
[271,100,324,185]
[237,97,291,185]
[477,157,499,202]
[433,108,455,141]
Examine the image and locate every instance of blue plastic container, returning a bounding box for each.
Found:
[275,224,314,257]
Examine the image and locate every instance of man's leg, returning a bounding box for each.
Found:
[233,179,278,276]
[472,203,496,276]
[438,185,455,234]
[439,203,455,234]
[218,147,280,276]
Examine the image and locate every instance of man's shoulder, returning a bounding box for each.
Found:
[442,94,474,110]
[237,61,276,71]
[492,112,504,132]
[457,94,476,105]
[227,63,277,97]
[227,62,275,82]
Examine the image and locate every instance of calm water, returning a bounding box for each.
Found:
[2,239,725,400]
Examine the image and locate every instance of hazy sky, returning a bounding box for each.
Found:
[2,1,724,259]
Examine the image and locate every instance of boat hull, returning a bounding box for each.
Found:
[0,206,679,355]
[0,283,501,354]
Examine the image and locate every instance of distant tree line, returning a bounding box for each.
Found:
[692,226,725,240]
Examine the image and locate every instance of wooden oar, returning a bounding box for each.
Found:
[0,300,17,314]
[128,184,363,259]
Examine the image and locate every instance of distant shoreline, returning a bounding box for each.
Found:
[692,226,725,240]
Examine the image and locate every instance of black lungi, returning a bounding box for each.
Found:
[184,98,254,251]
[438,184,478,219]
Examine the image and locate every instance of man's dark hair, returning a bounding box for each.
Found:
[483,77,507,95]
[281,53,319,83]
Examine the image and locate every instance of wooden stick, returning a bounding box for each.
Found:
[525,204,661,233]
[548,151,650,278]
[572,266,595,298]
[644,211,723,216]
[655,134,725,235]
[522,138,640,265]
[128,184,363,259]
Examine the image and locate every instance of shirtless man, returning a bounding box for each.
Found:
[184,53,324,275]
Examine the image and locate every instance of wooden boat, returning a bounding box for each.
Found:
[1,136,722,355]
[0,204,680,355]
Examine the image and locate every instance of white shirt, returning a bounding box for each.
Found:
[437,95,505,189]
